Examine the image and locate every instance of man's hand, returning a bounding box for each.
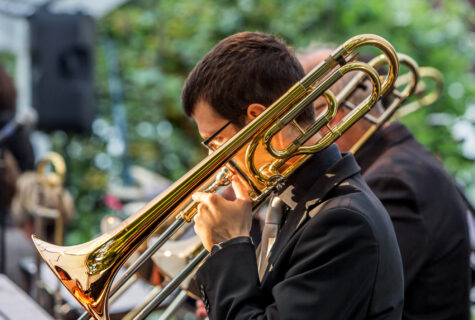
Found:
[195,300,208,319]
[192,174,252,251]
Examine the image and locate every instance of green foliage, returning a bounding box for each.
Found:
[44,0,475,243]
[0,52,14,74]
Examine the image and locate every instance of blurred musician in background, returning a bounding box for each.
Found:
[300,51,471,320]
[0,64,35,291]
[0,64,35,173]
[181,32,404,319]
[0,64,76,298]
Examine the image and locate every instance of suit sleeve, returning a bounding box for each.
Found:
[364,173,425,288]
[194,208,380,320]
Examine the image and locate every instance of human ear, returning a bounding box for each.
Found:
[245,104,267,123]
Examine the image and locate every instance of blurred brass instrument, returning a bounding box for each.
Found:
[35,152,67,246]
[394,66,444,119]
[344,54,443,153]
[348,53,420,153]
[32,34,399,320]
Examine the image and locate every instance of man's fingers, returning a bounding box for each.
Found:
[221,185,236,201]
[193,191,223,205]
[192,192,209,203]
[195,202,217,227]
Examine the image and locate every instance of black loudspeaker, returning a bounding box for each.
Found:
[30,10,95,133]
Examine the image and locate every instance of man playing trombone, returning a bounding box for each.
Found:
[183,32,404,319]
[300,50,471,320]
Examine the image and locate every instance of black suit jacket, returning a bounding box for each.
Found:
[0,117,34,172]
[355,122,471,320]
[194,144,404,319]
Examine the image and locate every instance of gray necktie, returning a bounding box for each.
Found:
[257,196,286,280]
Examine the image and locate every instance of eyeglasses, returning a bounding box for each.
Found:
[201,120,233,152]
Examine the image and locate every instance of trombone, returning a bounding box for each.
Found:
[32,34,399,320]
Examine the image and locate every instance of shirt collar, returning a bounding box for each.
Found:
[355,121,412,174]
[277,143,342,210]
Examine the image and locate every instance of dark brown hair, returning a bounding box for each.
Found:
[0,64,16,120]
[182,32,313,126]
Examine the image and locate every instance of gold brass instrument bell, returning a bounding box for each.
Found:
[32,34,400,320]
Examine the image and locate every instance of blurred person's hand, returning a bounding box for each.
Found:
[196,299,208,318]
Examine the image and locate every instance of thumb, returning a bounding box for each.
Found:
[231,174,251,201]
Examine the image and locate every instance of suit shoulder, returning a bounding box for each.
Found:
[363,170,419,206]
[365,139,447,182]
[305,194,380,240]
[305,184,398,245]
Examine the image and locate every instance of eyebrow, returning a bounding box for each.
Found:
[202,120,233,146]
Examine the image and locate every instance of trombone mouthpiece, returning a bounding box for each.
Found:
[216,167,232,185]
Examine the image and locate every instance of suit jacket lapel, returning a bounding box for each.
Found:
[260,154,361,284]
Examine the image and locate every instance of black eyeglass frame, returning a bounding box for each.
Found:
[200,120,234,151]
